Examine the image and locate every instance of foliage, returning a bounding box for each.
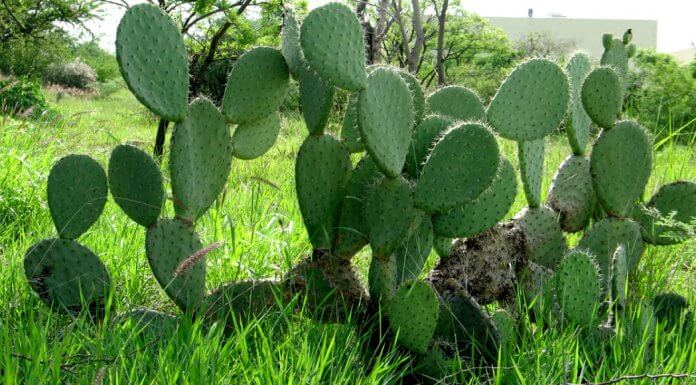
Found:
[0,77,55,119]
[514,31,577,61]
[0,32,74,79]
[44,60,98,90]
[0,0,97,44]
[73,41,120,82]
[625,50,696,142]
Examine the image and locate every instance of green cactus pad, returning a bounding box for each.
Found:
[602,34,613,49]
[146,219,205,311]
[518,262,556,320]
[300,3,367,91]
[398,70,425,124]
[590,121,652,217]
[601,38,629,80]
[332,156,382,259]
[364,176,417,258]
[358,67,414,177]
[426,86,486,122]
[368,255,397,307]
[340,94,364,153]
[547,155,596,232]
[47,154,108,239]
[652,292,690,327]
[24,238,111,315]
[612,245,628,307]
[205,280,281,325]
[634,181,696,245]
[115,4,188,122]
[577,217,644,287]
[389,280,440,354]
[518,138,545,208]
[404,115,454,179]
[170,98,231,222]
[108,144,164,227]
[514,207,567,269]
[626,43,637,58]
[581,66,623,129]
[221,47,289,124]
[433,157,517,238]
[491,310,516,351]
[112,308,179,339]
[555,250,602,326]
[281,9,303,78]
[487,59,569,141]
[395,212,434,284]
[298,63,335,135]
[231,112,280,160]
[296,134,352,249]
[565,52,593,155]
[415,123,499,214]
[433,236,453,258]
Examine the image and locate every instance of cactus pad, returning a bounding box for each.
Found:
[205,280,281,325]
[221,47,289,124]
[634,181,696,245]
[487,59,569,141]
[433,236,453,258]
[565,52,593,155]
[518,138,545,208]
[404,115,454,179]
[433,157,517,238]
[340,94,364,153]
[555,250,602,326]
[547,155,596,232]
[113,308,179,339]
[364,176,417,258]
[24,238,111,315]
[332,156,381,259]
[577,217,644,286]
[170,98,231,222]
[231,112,280,160]
[389,280,440,354]
[395,212,434,284]
[281,9,303,78]
[296,134,352,249]
[146,219,205,311]
[601,38,629,80]
[514,207,567,269]
[492,310,516,351]
[300,3,367,91]
[108,144,164,227]
[47,154,108,239]
[591,120,652,217]
[368,255,397,307]
[426,86,486,122]
[115,4,188,121]
[581,66,623,129]
[299,63,335,135]
[358,67,414,177]
[612,245,628,307]
[415,123,499,214]
[398,70,425,124]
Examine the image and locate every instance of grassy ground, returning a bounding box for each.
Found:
[1,89,694,384]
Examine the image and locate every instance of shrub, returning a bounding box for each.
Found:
[44,60,98,90]
[0,77,56,119]
[96,79,125,99]
[73,41,120,82]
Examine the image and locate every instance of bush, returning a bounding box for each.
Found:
[0,77,56,120]
[96,78,125,99]
[44,60,97,90]
[73,41,120,82]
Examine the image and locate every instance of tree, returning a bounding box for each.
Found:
[390,0,428,73]
[514,31,576,60]
[0,0,97,44]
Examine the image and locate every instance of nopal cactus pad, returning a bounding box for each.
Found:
[108,144,164,227]
[518,138,545,208]
[368,255,398,306]
[395,212,434,284]
[340,93,364,153]
[364,176,417,259]
[281,8,304,78]
[398,70,425,124]
[221,47,289,124]
[300,3,367,91]
[547,155,596,232]
[555,250,602,326]
[115,4,188,121]
[389,280,440,354]
[415,123,499,214]
[232,112,281,160]
[433,157,517,238]
[171,98,231,222]
[358,67,414,177]
[591,120,652,217]
[426,86,486,122]
[601,37,629,80]
[635,181,696,245]
[24,238,111,315]
[298,63,335,135]
[404,115,454,179]
[146,219,206,311]
[581,66,623,129]
[514,207,567,269]
[487,59,569,141]
[296,134,352,249]
[47,154,108,240]
[565,52,593,155]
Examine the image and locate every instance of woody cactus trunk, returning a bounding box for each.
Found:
[22,3,694,383]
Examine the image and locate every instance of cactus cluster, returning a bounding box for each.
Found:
[22,3,694,383]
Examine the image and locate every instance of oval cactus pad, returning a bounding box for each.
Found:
[581,66,623,129]
[427,86,486,122]
[389,280,440,354]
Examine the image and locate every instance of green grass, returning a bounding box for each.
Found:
[1,89,694,384]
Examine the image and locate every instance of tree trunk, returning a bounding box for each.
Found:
[154,118,169,161]
[435,0,448,85]
[407,0,425,74]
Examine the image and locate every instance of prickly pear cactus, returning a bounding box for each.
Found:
[555,250,602,326]
[426,86,485,122]
[389,280,440,354]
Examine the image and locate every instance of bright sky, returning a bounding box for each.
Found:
[89,0,695,53]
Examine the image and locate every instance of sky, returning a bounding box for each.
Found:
[89,0,695,53]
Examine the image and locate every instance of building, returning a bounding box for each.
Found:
[486,14,657,61]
